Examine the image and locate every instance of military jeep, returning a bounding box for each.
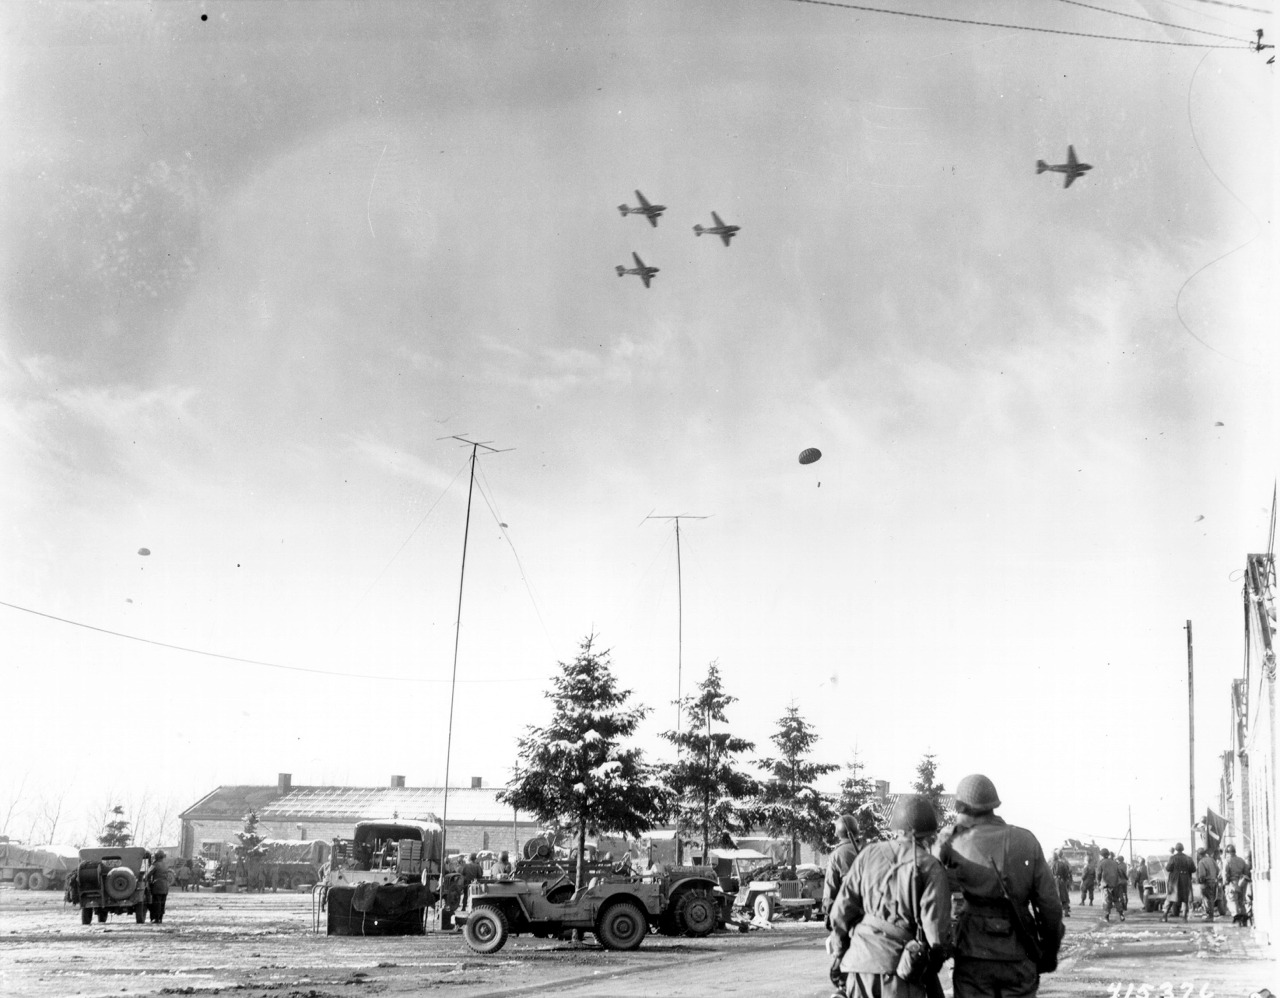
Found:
[68,847,150,924]
[461,862,727,954]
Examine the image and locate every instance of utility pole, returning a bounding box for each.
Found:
[643,512,710,865]
[1186,620,1196,853]
[438,436,511,897]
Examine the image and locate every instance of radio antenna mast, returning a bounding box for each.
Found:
[438,435,512,881]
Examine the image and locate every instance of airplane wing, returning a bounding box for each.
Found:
[1063,172,1075,189]
[711,211,724,227]
[635,190,651,209]
[1067,145,1077,167]
[640,271,651,288]
[719,231,732,247]
[646,213,659,227]
[632,252,645,268]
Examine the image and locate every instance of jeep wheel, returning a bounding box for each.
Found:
[463,905,509,955]
[80,907,93,925]
[597,901,647,951]
[753,893,774,922]
[135,903,147,923]
[674,889,717,938]
[96,908,108,922]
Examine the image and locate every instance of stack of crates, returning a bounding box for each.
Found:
[397,839,423,877]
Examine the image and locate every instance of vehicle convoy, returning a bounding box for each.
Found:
[321,818,442,935]
[0,842,80,891]
[66,847,151,924]
[462,856,728,954]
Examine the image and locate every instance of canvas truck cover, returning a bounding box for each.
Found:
[260,839,330,864]
[0,843,80,872]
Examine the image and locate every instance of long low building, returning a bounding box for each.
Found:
[179,773,541,860]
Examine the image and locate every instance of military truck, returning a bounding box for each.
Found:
[322,818,442,935]
[67,847,151,924]
[461,861,728,954]
[0,842,79,891]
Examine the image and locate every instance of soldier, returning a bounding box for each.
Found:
[1222,845,1250,926]
[1050,849,1072,918]
[146,849,172,924]
[826,795,950,998]
[492,850,514,878]
[824,813,863,998]
[1115,853,1128,911]
[1129,856,1147,908]
[1162,844,1195,922]
[461,853,483,909]
[1078,856,1096,907]
[936,774,1063,998]
[1194,847,1218,923]
[1096,849,1125,922]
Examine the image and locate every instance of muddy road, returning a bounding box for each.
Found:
[1,887,1272,997]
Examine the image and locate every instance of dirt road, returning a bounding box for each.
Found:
[1,887,1272,998]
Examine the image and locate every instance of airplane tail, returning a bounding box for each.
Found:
[615,265,626,277]
[617,204,630,217]
[693,224,703,236]
[1036,160,1047,174]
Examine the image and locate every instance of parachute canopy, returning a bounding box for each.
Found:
[137,548,151,556]
[798,448,821,466]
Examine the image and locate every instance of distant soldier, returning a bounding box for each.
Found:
[1050,849,1072,917]
[1096,849,1125,922]
[826,795,951,998]
[461,853,483,909]
[146,849,172,923]
[1114,854,1128,910]
[936,774,1063,998]
[1129,856,1147,907]
[1194,848,1218,923]
[1222,845,1250,926]
[1162,844,1195,922]
[1079,856,1096,907]
[492,850,514,878]
[824,814,863,997]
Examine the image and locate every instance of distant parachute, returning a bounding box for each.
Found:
[798,447,822,466]
[137,548,151,556]
[1214,421,1225,427]
[1194,515,1205,522]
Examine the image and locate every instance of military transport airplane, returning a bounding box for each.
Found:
[1036,145,1092,188]
[616,252,659,288]
[693,211,739,246]
[617,190,665,227]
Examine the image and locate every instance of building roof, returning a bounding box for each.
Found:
[181,784,530,825]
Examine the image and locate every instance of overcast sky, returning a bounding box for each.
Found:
[2,1,1274,852]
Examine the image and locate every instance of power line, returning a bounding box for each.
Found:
[1173,0,1273,13]
[783,0,1255,47]
[0,598,540,684]
[1053,0,1253,41]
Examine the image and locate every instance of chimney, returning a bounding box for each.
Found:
[471,776,482,789]
[391,775,406,788]
[278,773,292,795]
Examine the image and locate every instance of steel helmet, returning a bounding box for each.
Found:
[954,773,1001,811]
[1225,844,1236,854]
[1100,848,1110,859]
[834,814,858,843]
[1174,843,1184,853]
[889,794,938,836]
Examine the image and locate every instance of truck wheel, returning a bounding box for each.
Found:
[463,905,509,954]
[674,889,717,938]
[28,872,47,891]
[135,903,147,923]
[80,907,94,925]
[753,894,774,922]
[12,871,28,890]
[96,908,108,922]
[597,901,647,951]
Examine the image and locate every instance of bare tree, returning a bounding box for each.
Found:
[1,771,31,838]
[41,791,67,843]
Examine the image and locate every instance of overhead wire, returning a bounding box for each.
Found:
[0,598,540,683]
[1052,0,1255,41]
[782,0,1255,47]
[1172,0,1272,13]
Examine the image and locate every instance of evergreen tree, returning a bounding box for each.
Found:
[236,810,268,891]
[498,636,671,889]
[98,805,132,847]
[660,661,761,865]
[835,756,886,842]
[756,705,838,867]
[912,752,948,825]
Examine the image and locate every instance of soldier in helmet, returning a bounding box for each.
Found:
[1194,847,1218,923]
[1162,844,1195,922]
[935,774,1063,997]
[1221,844,1250,926]
[1096,849,1124,922]
[146,849,172,923]
[824,814,864,997]
[826,794,950,998]
[1049,849,1072,918]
